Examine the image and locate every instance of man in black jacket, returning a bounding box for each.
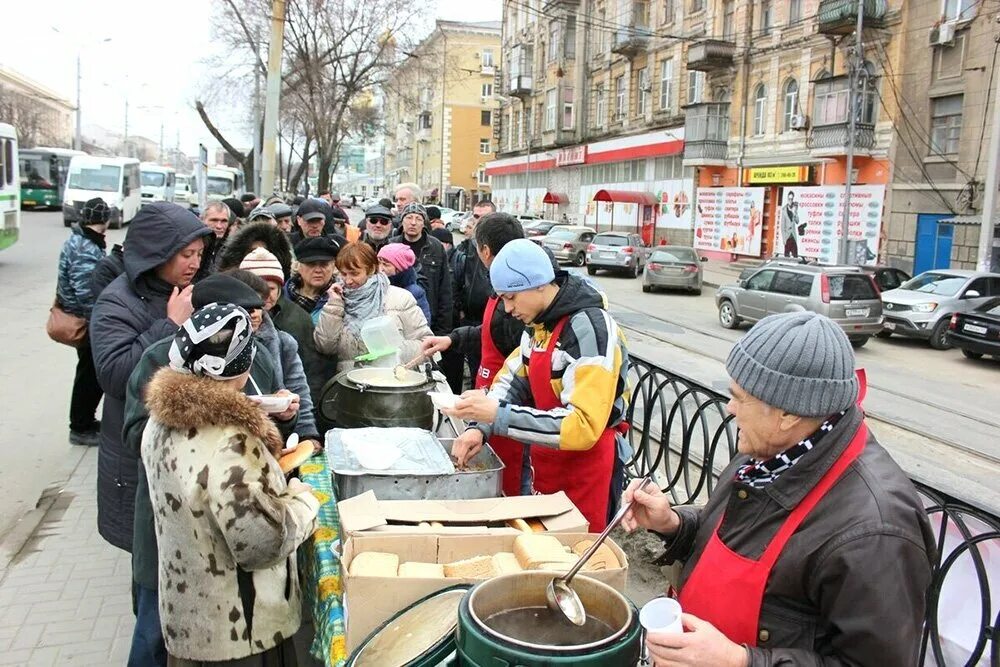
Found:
[450,199,497,380]
[390,202,453,336]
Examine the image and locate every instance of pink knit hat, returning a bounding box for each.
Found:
[378,243,416,272]
[240,247,285,286]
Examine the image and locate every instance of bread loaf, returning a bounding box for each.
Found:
[398,562,445,578]
[492,552,523,574]
[350,552,399,577]
[507,518,532,533]
[513,534,577,570]
[443,556,498,579]
[571,539,619,571]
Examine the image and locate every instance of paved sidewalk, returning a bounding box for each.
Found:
[0,447,133,666]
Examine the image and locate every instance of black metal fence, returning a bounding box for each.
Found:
[622,354,999,667]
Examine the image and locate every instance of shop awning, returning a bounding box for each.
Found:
[592,190,658,205]
[542,191,569,204]
[940,215,981,225]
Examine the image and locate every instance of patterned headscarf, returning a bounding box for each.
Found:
[168,303,256,380]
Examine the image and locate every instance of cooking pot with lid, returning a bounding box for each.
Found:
[320,367,436,430]
[456,572,641,665]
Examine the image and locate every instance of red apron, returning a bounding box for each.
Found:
[476,296,525,497]
[677,419,868,646]
[527,315,618,532]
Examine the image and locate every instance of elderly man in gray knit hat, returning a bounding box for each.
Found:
[623,311,935,667]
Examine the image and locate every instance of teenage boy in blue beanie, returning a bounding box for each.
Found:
[444,239,629,531]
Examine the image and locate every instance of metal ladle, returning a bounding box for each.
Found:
[546,476,654,626]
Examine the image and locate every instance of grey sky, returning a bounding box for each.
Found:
[1,0,500,163]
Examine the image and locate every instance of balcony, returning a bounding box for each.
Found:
[808,121,876,156]
[509,74,534,98]
[686,39,736,72]
[612,1,652,57]
[817,0,887,34]
[683,103,730,164]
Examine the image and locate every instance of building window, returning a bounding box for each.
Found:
[482,83,494,98]
[545,89,558,131]
[789,0,802,24]
[637,67,650,115]
[482,49,494,68]
[598,7,608,53]
[690,0,704,13]
[418,112,432,130]
[615,75,627,121]
[813,76,876,126]
[477,168,490,185]
[662,0,674,23]
[752,84,767,136]
[548,21,560,62]
[688,70,705,104]
[565,17,577,59]
[930,95,963,155]
[514,109,523,147]
[723,0,736,40]
[595,85,607,127]
[660,58,674,111]
[563,102,575,130]
[782,78,799,132]
[761,1,773,34]
[481,110,493,126]
[480,139,492,154]
[942,0,975,22]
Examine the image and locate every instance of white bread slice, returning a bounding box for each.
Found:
[514,534,576,569]
[398,562,445,578]
[350,552,399,577]
[492,552,523,574]
[571,539,620,571]
[443,556,498,579]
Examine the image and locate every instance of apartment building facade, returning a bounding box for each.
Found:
[0,66,74,149]
[383,20,501,210]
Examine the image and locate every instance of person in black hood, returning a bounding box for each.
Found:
[221,197,245,223]
[89,202,214,554]
[92,242,124,300]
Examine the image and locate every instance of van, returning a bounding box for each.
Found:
[174,174,195,208]
[205,166,245,203]
[140,163,176,205]
[63,156,141,228]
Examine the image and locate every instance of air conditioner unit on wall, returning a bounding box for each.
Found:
[790,114,809,130]
[931,22,956,47]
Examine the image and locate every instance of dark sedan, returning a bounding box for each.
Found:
[947,298,1000,360]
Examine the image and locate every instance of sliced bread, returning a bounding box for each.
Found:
[513,534,576,570]
[571,539,620,571]
[492,552,523,574]
[398,562,446,578]
[350,552,399,577]
[443,555,498,579]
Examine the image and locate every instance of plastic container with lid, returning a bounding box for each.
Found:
[359,315,404,367]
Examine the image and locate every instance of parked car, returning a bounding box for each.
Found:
[643,246,706,295]
[586,232,650,278]
[947,297,1000,360]
[880,270,1000,349]
[536,226,596,266]
[863,265,911,292]
[715,263,883,347]
[360,197,380,211]
[523,219,566,238]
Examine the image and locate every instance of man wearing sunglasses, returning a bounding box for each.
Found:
[361,204,395,254]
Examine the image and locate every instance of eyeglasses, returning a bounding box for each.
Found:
[368,218,391,225]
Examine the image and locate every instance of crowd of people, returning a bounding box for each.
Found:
[52,181,935,667]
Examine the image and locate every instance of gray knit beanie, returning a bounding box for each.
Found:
[726,312,858,417]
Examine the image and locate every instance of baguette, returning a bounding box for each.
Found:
[508,518,532,533]
[350,552,399,577]
[398,562,445,578]
[443,556,498,579]
[492,552,523,574]
[571,539,619,571]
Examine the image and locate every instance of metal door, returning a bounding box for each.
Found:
[914,214,953,274]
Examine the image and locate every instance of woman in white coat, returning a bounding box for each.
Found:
[314,242,432,372]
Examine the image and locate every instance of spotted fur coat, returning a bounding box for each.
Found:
[141,368,320,661]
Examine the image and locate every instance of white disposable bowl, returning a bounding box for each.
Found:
[427,391,458,410]
[248,394,294,414]
[639,597,683,634]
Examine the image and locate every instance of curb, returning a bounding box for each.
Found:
[0,446,89,578]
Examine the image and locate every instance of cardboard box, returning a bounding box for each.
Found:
[341,532,629,653]
[337,490,589,535]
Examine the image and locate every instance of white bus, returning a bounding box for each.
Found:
[64,156,142,229]
[0,124,19,252]
[140,163,176,205]
[206,166,245,203]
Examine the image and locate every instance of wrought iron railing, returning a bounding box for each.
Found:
[808,121,876,152]
[622,353,999,666]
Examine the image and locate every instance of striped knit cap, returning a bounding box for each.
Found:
[240,248,285,286]
[725,311,858,417]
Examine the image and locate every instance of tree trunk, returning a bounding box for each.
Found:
[317,154,334,193]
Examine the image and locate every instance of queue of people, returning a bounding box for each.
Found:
[53,180,936,666]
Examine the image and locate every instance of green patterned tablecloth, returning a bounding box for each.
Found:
[297,452,347,666]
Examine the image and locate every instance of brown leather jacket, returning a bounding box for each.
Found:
[657,407,935,666]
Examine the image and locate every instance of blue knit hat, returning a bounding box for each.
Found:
[490,239,555,293]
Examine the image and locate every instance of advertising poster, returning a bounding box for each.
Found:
[693,187,766,255]
[778,185,885,265]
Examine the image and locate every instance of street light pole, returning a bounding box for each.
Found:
[840,0,865,265]
[260,0,287,196]
[75,54,81,151]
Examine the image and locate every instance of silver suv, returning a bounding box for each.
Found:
[715,263,884,347]
[880,270,1000,349]
[586,232,650,278]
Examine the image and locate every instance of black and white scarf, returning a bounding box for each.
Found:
[168,303,256,380]
[735,411,846,489]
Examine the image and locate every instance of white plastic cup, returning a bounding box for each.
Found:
[639,597,683,634]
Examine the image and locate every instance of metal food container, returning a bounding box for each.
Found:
[331,435,505,501]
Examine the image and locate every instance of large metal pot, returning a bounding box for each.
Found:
[320,367,436,430]
[456,572,641,665]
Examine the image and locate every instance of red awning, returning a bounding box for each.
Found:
[542,191,569,204]
[592,189,658,205]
